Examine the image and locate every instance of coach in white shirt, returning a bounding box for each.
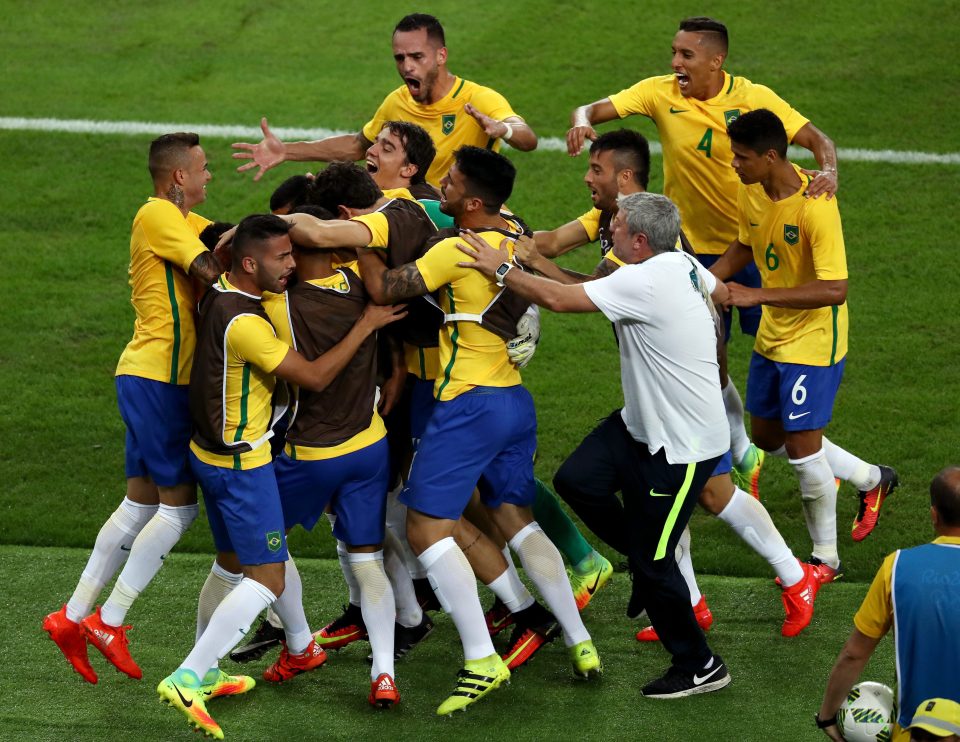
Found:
[456,191,732,700]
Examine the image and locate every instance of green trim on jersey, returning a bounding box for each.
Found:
[232,364,251,470]
[830,306,839,365]
[418,346,426,379]
[653,463,696,560]
[436,286,459,400]
[485,137,496,150]
[726,74,735,94]
[164,263,181,384]
[451,78,466,99]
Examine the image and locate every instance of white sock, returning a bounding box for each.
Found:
[792,449,839,568]
[349,551,396,680]
[509,523,590,647]
[196,561,243,643]
[418,537,494,661]
[180,577,276,679]
[717,488,804,587]
[486,544,535,612]
[722,379,751,464]
[767,445,788,459]
[386,487,426,579]
[383,529,422,628]
[266,605,283,629]
[674,526,702,606]
[100,503,199,626]
[329,520,362,606]
[822,436,881,490]
[66,498,157,622]
[271,558,311,654]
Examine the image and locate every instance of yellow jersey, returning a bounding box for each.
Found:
[189,276,289,470]
[738,164,848,366]
[609,72,809,255]
[115,197,211,384]
[363,78,519,187]
[416,227,523,401]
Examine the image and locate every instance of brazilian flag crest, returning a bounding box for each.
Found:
[266,531,282,553]
[783,224,799,245]
[724,109,741,126]
[442,114,456,135]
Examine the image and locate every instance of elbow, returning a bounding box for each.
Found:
[828,282,848,305]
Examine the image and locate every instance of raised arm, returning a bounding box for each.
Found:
[792,122,839,200]
[533,220,592,259]
[272,303,406,392]
[463,105,538,152]
[281,212,373,249]
[517,233,611,285]
[567,98,619,156]
[187,251,223,285]
[232,117,372,181]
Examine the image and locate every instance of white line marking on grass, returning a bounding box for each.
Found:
[2,117,959,165]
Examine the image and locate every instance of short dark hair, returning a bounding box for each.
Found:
[931,467,960,527]
[727,109,789,158]
[394,13,445,46]
[270,175,313,213]
[591,129,651,189]
[290,204,336,221]
[383,120,436,185]
[232,214,292,265]
[678,16,729,54]
[453,146,515,214]
[307,162,383,214]
[198,222,236,251]
[148,132,200,180]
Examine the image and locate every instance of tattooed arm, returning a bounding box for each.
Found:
[188,250,223,284]
[356,248,428,304]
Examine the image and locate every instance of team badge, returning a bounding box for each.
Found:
[442,114,456,135]
[265,531,282,552]
[724,109,741,126]
[783,224,799,245]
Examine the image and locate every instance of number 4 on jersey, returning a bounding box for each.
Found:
[697,128,713,158]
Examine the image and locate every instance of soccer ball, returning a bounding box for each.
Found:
[838,681,896,742]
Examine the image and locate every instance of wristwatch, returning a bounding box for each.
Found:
[495,261,514,287]
[814,713,838,729]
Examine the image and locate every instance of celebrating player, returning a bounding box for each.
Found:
[712,109,897,583]
[233,13,536,187]
[157,215,404,739]
[44,133,222,684]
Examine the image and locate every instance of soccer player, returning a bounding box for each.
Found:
[356,146,601,715]
[157,215,405,739]
[566,16,841,494]
[712,109,897,583]
[43,132,223,684]
[233,13,536,187]
[458,191,731,699]
[261,229,418,708]
[816,467,960,741]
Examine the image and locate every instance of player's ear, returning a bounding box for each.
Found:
[436,45,447,66]
[241,254,258,275]
[400,162,417,180]
[337,204,352,221]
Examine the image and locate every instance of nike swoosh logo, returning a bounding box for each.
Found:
[585,572,602,595]
[120,545,131,551]
[489,615,512,630]
[650,490,673,497]
[787,411,811,420]
[749,222,759,227]
[173,683,193,708]
[693,665,723,685]
[669,107,688,114]
[869,497,883,513]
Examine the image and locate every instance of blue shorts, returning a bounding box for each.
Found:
[116,375,193,487]
[746,353,846,431]
[711,450,733,477]
[190,453,288,565]
[409,377,438,444]
[274,437,390,547]
[696,254,761,340]
[401,386,537,520]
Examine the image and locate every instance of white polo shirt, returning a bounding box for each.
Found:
[583,251,729,464]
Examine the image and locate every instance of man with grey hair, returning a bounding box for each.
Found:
[456,191,733,699]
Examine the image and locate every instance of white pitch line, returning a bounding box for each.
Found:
[2,116,959,165]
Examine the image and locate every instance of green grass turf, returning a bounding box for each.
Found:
[12,545,895,742]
